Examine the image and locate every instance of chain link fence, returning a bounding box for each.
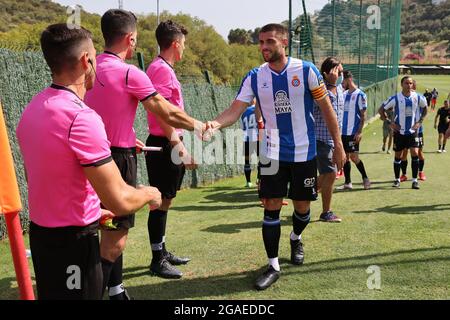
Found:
[0,48,241,239]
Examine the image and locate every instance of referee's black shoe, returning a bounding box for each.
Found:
[290,239,304,265]
[164,250,191,265]
[255,265,280,291]
[412,181,420,189]
[150,259,183,279]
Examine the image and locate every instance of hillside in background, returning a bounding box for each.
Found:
[0,0,449,75]
[0,0,262,84]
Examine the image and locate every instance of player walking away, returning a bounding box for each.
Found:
[16,24,162,300]
[336,71,371,190]
[207,24,345,291]
[431,88,439,112]
[382,107,394,154]
[434,100,450,153]
[379,76,427,190]
[240,99,259,188]
[313,57,344,223]
[423,89,432,107]
[85,10,207,299]
[145,20,196,279]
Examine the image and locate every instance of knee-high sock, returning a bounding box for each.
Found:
[262,209,281,259]
[419,159,425,172]
[101,258,114,297]
[401,160,408,175]
[411,156,419,179]
[244,158,251,183]
[394,158,402,179]
[148,209,168,261]
[355,160,368,179]
[107,254,124,294]
[344,161,351,184]
[292,210,311,237]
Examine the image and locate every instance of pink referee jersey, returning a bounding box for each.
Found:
[85,51,158,148]
[16,84,112,228]
[146,56,184,137]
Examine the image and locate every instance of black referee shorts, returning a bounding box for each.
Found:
[145,135,185,199]
[108,147,137,230]
[29,221,103,300]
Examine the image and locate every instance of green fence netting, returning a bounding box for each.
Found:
[0,48,241,239]
[0,41,399,239]
[292,0,402,88]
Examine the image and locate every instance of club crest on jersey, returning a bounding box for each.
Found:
[274,90,292,114]
[291,76,301,87]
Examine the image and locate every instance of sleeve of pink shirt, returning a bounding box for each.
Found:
[126,65,158,102]
[68,108,112,167]
[147,64,173,100]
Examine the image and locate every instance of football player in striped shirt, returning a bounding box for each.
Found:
[337,71,371,190]
[379,76,428,189]
[207,23,345,290]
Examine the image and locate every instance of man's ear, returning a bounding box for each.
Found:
[81,52,90,71]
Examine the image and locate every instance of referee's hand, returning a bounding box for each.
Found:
[137,185,162,210]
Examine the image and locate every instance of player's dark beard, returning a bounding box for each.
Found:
[263,50,283,63]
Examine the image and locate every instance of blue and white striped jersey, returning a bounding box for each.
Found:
[342,88,367,136]
[235,57,328,162]
[415,94,427,134]
[240,105,258,142]
[382,92,427,135]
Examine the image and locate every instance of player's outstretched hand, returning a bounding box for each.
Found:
[202,120,220,141]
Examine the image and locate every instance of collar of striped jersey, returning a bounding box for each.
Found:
[268,57,291,76]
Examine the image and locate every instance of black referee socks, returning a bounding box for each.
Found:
[101,258,114,296]
[148,209,168,261]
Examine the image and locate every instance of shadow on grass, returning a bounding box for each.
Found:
[123,246,450,300]
[200,216,290,234]
[353,203,450,215]
[0,277,22,300]
[172,189,261,212]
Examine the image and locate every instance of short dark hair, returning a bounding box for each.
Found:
[101,9,137,47]
[343,70,353,79]
[401,76,413,84]
[260,23,288,38]
[321,57,341,76]
[156,20,188,50]
[40,23,92,75]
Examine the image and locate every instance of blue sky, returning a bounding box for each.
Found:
[54,0,329,40]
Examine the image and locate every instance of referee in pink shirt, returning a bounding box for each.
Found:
[85,10,206,299]
[16,24,162,300]
[146,20,197,279]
